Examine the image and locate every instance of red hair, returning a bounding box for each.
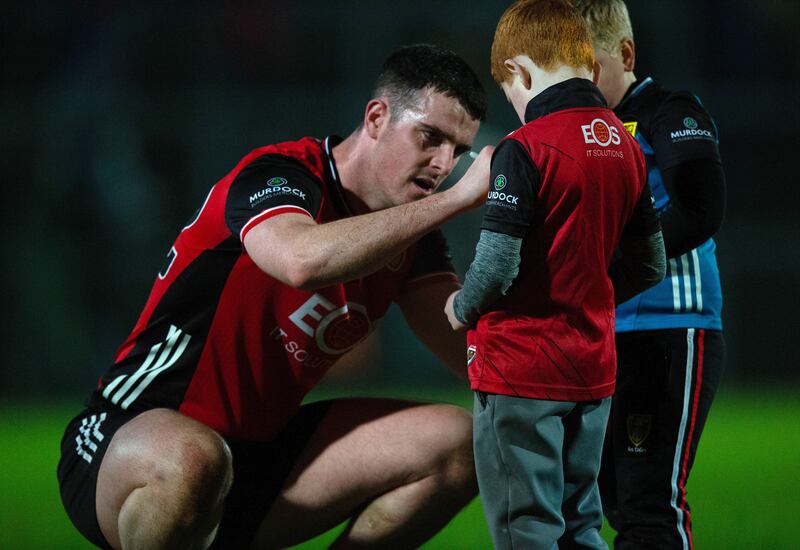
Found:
[491,0,595,84]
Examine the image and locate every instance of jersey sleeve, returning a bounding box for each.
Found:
[402,229,458,292]
[225,154,324,242]
[480,138,540,237]
[650,92,722,170]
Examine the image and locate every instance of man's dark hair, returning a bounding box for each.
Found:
[374,44,487,121]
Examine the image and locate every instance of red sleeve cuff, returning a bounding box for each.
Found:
[239,205,313,242]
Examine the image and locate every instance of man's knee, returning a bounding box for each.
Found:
[184,429,231,482]
[151,425,233,517]
[177,428,232,483]
[109,410,232,493]
[423,404,477,495]
[98,410,234,545]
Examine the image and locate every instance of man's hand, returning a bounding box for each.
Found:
[444,290,467,331]
[450,145,494,210]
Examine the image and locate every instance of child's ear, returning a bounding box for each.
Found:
[620,38,635,72]
[503,58,532,90]
[592,61,602,85]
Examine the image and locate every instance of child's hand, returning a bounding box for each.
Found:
[444,290,467,331]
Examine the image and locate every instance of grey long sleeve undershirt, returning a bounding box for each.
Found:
[609,231,667,305]
[454,228,665,324]
[455,228,666,324]
[453,230,522,326]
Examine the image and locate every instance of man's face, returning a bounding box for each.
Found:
[370,88,480,208]
[594,46,628,109]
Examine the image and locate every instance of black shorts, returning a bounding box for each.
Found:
[57,401,332,549]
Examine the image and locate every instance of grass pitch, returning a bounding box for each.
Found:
[1,387,797,549]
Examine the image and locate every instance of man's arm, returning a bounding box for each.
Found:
[244,146,493,290]
[396,280,470,379]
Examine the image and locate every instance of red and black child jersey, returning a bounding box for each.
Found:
[467,79,659,401]
[88,136,457,440]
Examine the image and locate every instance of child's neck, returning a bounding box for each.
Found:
[529,64,592,98]
[511,60,593,122]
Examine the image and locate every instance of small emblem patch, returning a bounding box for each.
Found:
[623,121,638,136]
[267,177,288,186]
[467,345,477,366]
[627,413,652,450]
[493,174,507,191]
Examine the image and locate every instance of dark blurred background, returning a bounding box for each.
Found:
[2,0,798,400]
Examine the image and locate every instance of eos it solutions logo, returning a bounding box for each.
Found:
[288,293,372,355]
[487,174,518,205]
[582,118,621,147]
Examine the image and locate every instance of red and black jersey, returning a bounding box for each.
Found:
[88,136,457,440]
[467,79,658,401]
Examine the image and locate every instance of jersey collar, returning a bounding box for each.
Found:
[524,78,607,123]
[322,135,355,217]
[617,76,654,110]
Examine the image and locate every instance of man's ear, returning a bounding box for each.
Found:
[620,38,635,72]
[364,98,390,139]
[592,61,602,85]
[503,58,532,90]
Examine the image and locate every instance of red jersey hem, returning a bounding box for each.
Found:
[469,378,615,401]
